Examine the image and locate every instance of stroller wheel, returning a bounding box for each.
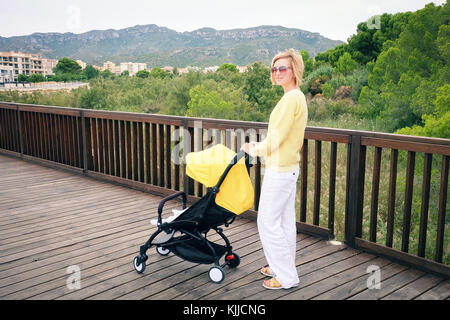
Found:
[225,252,240,268]
[133,256,146,274]
[156,246,170,256]
[208,266,225,284]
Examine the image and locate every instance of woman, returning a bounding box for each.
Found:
[241,49,308,289]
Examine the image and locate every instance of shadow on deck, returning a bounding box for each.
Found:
[0,154,448,300]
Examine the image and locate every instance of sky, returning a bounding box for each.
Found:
[0,0,446,42]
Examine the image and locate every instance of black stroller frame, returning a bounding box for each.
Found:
[133,151,251,284]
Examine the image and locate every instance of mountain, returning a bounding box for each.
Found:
[0,24,343,67]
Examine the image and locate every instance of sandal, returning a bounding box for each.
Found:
[260,266,275,277]
[262,278,283,290]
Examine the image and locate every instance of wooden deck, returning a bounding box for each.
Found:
[0,154,448,300]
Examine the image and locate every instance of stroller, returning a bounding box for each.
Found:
[133,144,254,284]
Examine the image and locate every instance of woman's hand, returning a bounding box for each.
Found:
[240,142,257,155]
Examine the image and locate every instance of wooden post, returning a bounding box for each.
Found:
[80,110,88,173]
[16,105,24,158]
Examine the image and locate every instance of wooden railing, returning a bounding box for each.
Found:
[0,102,449,277]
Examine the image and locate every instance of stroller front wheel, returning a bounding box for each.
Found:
[156,246,170,256]
[133,256,146,274]
[208,266,225,284]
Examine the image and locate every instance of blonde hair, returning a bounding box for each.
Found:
[271,49,304,86]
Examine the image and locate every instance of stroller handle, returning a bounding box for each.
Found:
[157,191,187,225]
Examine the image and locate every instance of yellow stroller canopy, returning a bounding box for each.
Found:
[186,144,254,215]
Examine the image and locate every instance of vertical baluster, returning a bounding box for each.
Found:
[138,122,144,182]
[34,112,41,158]
[0,109,4,149]
[174,125,180,190]
[254,132,262,211]
[159,124,165,187]
[328,142,337,236]
[300,139,308,223]
[55,114,62,162]
[144,122,151,184]
[113,120,120,177]
[20,110,28,155]
[119,120,126,178]
[435,155,448,263]
[151,123,157,185]
[91,118,99,172]
[418,153,432,257]
[72,116,80,167]
[369,147,382,242]
[402,151,416,253]
[313,140,322,226]
[166,124,172,190]
[103,119,110,175]
[188,126,195,194]
[42,113,49,160]
[196,126,203,195]
[386,149,398,248]
[126,121,132,180]
[47,113,54,162]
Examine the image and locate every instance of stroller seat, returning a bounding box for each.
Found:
[133,145,254,284]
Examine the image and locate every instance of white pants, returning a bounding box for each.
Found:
[257,168,299,288]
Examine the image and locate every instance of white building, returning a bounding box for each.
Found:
[119,62,147,76]
[0,65,14,82]
[42,58,58,76]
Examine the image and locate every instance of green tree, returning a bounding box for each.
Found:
[217,63,238,73]
[149,67,171,79]
[359,2,449,134]
[17,74,28,82]
[54,57,82,74]
[83,65,100,80]
[136,70,150,78]
[187,84,236,120]
[299,50,314,78]
[166,71,202,115]
[322,82,335,99]
[334,52,358,76]
[28,73,46,83]
[100,69,115,79]
[243,62,283,118]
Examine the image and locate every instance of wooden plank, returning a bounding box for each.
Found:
[382,273,443,300]
[414,280,450,300]
[279,256,391,300]
[348,268,425,300]
[314,262,409,300]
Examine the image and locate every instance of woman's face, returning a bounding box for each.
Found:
[272,58,295,88]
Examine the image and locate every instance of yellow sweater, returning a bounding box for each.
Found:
[250,88,308,172]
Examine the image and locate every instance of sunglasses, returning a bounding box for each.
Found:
[271,66,291,73]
